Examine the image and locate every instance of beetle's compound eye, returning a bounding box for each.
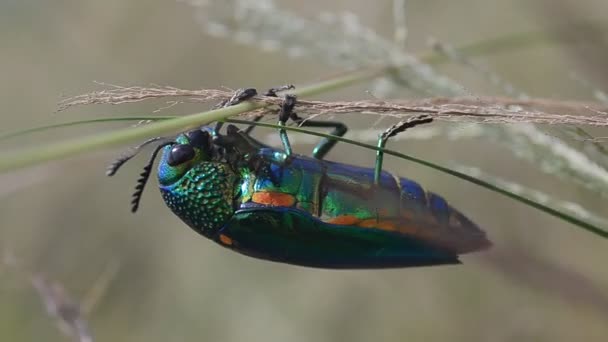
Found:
[167,144,195,166]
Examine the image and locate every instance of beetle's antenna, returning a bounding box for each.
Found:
[130,142,174,213]
[106,137,167,176]
[381,115,433,141]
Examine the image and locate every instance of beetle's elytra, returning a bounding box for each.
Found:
[109,87,491,269]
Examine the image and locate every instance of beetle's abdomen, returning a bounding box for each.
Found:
[240,156,490,254]
[319,162,490,253]
[159,162,237,237]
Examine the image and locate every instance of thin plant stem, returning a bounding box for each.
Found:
[0,116,175,141]
[0,67,386,173]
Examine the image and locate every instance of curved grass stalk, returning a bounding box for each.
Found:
[455,166,608,228]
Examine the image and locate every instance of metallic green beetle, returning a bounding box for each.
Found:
[109,88,490,268]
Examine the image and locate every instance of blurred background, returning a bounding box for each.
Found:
[1,0,608,341]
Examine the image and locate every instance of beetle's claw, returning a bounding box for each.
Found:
[215,88,258,109]
[279,94,297,123]
[264,84,295,97]
[228,88,258,106]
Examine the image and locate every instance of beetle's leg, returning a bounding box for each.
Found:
[264,84,295,97]
[211,87,258,146]
[290,114,348,160]
[240,84,346,160]
[228,84,295,161]
[255,148,289,165]
[238,85,299,158]
[213,121,224,136]
[215,87,258,132]
[214,125,289,170]
[277,94,297,157]
[223,125,264,155]
[243,85,295,134]
[243,114,264,135]
[263,85,348,159]
[373,115,433,185]
[217,87,258,109]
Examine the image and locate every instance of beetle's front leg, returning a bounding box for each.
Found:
[254,147,289,165]
[215,87,258,109]
[213,87,259,137]
[214,124,290,172]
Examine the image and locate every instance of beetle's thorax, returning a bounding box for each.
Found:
[158,161,238,238]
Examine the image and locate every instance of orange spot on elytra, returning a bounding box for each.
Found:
[358,219,397,231]
[326,215,361,226]
[252,191,296,207]
[219,234,233,246]
[358,219,377,228]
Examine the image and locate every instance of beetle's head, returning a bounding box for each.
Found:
[157,127,215,186]
[106,126,219,213]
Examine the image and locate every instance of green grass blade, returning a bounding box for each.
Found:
[0,104,250,172]
[0,116,176,141]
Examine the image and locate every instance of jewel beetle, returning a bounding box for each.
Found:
[108,87,491,268]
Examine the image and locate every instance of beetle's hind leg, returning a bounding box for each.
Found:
[373,115,433,185]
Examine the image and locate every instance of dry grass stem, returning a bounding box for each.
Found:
[1,249,119,342]
[60,86,608,128]
[2,250,93,342]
